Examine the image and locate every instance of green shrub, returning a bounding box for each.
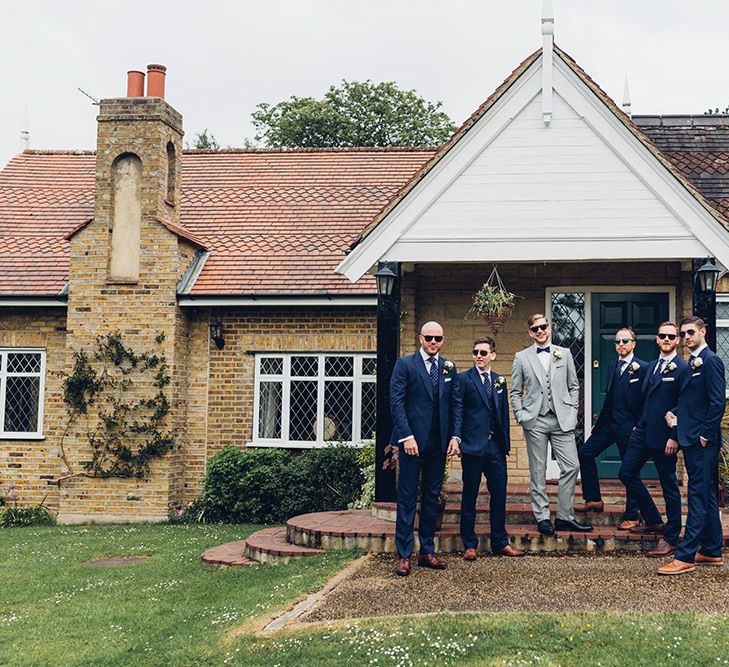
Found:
[1,505,56,528]
[349,442,376,509]
[199,444,364,523]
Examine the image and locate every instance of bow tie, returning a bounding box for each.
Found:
[537,347,550,354]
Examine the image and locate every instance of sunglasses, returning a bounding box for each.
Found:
[529,323,549,333]
[472,349,491,357]
[657,333,678,341]
[422,335,443,343]
[614,338,634,345]
[679,329,697,338]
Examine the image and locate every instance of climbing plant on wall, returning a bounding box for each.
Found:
[59,331,176,479]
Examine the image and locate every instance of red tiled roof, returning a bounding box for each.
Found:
[0,148,432,296]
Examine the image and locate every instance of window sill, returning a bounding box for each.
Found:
[0,433,45,441]
[248,440,370,449]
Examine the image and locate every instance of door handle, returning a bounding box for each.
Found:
[593,360,599,368]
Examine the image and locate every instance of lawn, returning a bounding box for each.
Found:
[1,525,728,666]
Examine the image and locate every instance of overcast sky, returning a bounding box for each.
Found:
[1,0,728,168]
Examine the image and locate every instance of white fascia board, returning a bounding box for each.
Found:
[0,299,67,307]
[386,238,708,263]
[335,58,544,282]
[178,296,376,307]
[553,57,729,265]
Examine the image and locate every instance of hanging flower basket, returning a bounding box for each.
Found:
[465,266,521,335]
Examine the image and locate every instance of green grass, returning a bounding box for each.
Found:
[1,525,729,666]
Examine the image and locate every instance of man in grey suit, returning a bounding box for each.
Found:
[510,313,593,535]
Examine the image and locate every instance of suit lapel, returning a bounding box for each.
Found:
[470,366,491,408]
[414,352,434,398]
[527,347,547,388]
[645,360,661,396]
[606,359,617,393]
[489,369,500,415]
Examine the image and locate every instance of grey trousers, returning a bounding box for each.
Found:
[523,412,579,522]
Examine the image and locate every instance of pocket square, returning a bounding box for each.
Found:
[692,372,701,377]
[496,389,503,394]
[661,377,675,382]
[629,378,639,383]
[444,378,452,383]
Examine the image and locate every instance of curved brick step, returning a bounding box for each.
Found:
[201,540,258,566]
[243,526,325,564]
[372,500,678,527]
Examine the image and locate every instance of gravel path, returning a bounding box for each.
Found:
[301,553,729,622]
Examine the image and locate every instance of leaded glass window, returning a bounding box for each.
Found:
[0,349,46,438]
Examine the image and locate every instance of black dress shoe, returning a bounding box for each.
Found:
[537,519,555,536]
[554,518,593,532]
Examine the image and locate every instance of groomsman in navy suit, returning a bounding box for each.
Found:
[658,316,726,575]
[619,322,686,557]
[452,336,525,560]
[390,321,462,576]
[576,327,648,528]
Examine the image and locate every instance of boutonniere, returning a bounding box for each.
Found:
[663,361,677,374]
[628,361,641,375]
[493,375,506,388]
[442,360,454,374]
[552,349,563,361]
[691,356,703,369]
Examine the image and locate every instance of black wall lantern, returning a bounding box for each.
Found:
[210,319,225,350]
[694,257,720,294]
[375,263,398,296]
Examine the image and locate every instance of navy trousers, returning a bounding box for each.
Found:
[395,440,446,558]
[618,442,682,546]
[460,440,508,553]
[675,443,723,563]
[578,424,640,520]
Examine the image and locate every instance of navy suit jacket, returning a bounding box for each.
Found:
[673,347,726,447]
[390,352,461,453]
[594,356,648,436]
[453,366,510,456]
[634,356,688,449]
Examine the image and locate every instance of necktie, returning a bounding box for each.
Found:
[537,347,550,354]
[428,356,438,387]
[483,372,493,399]
[618,360,627,375]
[655,358,665,375]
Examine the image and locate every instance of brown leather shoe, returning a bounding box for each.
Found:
[574,500,604,513]
[417,553,447,570]
[695,552,724,567]
[646,539,677,558]
[496,545,526,557]
[657,559,696,576]
[395,558,411,577]
[629,523,664,534]
[463,548,478,561]
[618,519,642,531]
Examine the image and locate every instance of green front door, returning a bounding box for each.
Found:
[591,292,669,478]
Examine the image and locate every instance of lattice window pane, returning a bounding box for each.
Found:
[717,301,729,320]
[360,381,377,440]
[325,356,353,377]
[716,328,729,390]
[7,353,41,374]
[260,357,283,376]
[551,292,586,447]
[323,380,353,441]
[289,380,318,441]
[258,381,283,439]
[4,376,40,432]
[291,356,318,377]
[362,357,376,376]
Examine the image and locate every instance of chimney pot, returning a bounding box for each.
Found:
[126,70,145,97]
[146,64,167,99]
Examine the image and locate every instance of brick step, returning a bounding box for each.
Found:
[286,509,729,555]
[242,526,325,564]
[201,540,258,567]
[371,501,679,527]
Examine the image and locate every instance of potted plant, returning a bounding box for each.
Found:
[465,266,521,334]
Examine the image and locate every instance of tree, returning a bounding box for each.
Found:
[192,129,220,149]
[251,80,456,148]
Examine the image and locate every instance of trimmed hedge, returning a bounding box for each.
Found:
[200,444,364,523]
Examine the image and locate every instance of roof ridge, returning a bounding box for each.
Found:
[183,146,437,154]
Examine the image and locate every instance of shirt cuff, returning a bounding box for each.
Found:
[398,435,414,443]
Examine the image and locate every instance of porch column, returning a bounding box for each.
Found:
[375,261,400,502]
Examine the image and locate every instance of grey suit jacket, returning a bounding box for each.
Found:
[510,344,579,432]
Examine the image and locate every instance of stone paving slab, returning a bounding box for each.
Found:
[299,552,729,622]
[202,540,258,566]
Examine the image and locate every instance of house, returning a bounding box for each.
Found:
[1,33,728,521]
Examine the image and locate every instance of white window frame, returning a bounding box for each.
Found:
[716,293,729,397]
[0,348,46,440]
[251,352,376,448]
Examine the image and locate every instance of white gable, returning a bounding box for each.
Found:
[337,52,729,281]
